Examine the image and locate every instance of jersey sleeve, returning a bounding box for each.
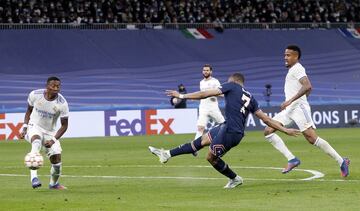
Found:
[248,96,260,113]
[27,91,35,106]
[294,66,307,80]
[219,82,234,94]
[60,102,69,118]
[214,79,221,88]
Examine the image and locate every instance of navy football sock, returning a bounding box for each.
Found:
[170,136,204,157]
[211,158,237,179]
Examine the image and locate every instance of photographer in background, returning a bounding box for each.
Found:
[170,84,187,108]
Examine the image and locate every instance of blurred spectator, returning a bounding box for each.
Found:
[170,84,187,109]
[0,0,359,24]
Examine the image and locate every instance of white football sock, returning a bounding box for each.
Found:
[30,169,38,181]
[30,139,42,154]
[314,137,343,166]
[265,133,296,161]
[50,162,62,186]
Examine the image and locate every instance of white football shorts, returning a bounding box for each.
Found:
[197,107,225,127]
[273,103,316,132]
[25,124,62,157]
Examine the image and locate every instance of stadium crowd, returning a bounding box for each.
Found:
[0,0,359,24]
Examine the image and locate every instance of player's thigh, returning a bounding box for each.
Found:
[208,124,243,157]
[291,104,316,132]
[272,109,293,128]
[25,125,44,144]
[197,110,210,127]
[43,134,63,158]
[209,108,225,124]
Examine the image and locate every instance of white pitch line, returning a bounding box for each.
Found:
[0,164,324,181]
[0,173,358,182]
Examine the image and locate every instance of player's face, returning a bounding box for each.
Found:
[284,49,298,68]
[46,80,61,96]
[202,67,212,79]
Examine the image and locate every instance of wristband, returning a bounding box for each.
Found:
[179,94,185,99]
[52,137,59,143]
[23,123,28,128]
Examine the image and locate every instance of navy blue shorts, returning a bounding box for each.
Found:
[207,123,244,157]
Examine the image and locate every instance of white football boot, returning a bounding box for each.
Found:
[223,175,243,189]
[148,146,170,163]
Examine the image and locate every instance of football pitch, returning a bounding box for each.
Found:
[0,128,359,210]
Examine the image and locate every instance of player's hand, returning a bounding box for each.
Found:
[280,100,291,110]
[165,90,179,98]
[285,128,301,137]
[44,140,55,148]
[20,128,27,139]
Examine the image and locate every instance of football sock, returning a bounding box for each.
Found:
[30,169,38,181]
[30,139,42,154]
[170,136,203,157]
[314,137,343,166]
[50,162,62,186]
[265,133,295,161]
[211,158,237,179]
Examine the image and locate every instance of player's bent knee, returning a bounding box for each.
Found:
[49,154,61,164]
[264,127,275,136]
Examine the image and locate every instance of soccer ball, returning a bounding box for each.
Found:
[24,152,44,169]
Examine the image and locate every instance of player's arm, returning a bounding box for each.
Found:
[20,104,33,139]
[166,89,222,100]
[281,76,312,110]
[44,117,68,148]
[254,109,300,137]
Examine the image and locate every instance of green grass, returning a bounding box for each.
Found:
[0,128,359,210]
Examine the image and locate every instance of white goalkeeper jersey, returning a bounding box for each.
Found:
[284,62,309,108]
[27,89,69,132]
[199,77,221,110]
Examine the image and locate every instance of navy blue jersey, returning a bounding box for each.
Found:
[219,82,260,133]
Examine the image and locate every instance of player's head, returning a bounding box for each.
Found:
[46,76,61,95]
[202,64,213,79]
[285,45,301,68]
[228,73,245,85]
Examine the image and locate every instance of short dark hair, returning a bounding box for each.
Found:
[47,76,61,84]
[286,45,301,59]
[203,64,212,71]
[231,72,245,83]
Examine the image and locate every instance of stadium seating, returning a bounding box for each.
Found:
[1,28,360,112]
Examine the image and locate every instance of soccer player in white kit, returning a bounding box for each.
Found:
[20,76,69,189]
[264,45,350,177]
[192,64,225,156]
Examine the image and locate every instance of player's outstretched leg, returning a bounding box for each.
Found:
[148,146,171,163]
[340,157,350,177]
[282,157,301,174]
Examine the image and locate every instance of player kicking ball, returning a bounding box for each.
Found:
[149,73,300,189]
[20,76,69,189]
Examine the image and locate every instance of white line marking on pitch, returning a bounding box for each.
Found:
[0,164,335,181]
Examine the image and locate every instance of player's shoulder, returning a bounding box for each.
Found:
[57,93,68,105]
[292,62,306,72]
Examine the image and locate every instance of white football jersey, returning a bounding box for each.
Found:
[284,62,309,107]
[28,89,69,132]
[199,77,221,110]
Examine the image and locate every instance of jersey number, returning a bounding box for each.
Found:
[240,94,250,114]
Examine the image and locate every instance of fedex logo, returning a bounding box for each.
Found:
[0,113,24,140]
[105,110,174,136]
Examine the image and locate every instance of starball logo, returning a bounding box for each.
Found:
[0,113,24,140]
[104,110,175,136]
